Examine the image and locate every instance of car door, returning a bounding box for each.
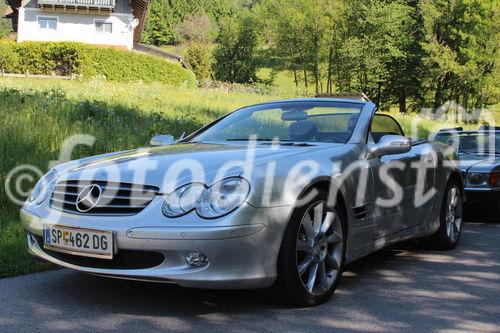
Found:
[367,114,424,239]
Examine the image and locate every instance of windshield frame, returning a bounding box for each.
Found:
[182,100,367,145]
[434,131,500,155]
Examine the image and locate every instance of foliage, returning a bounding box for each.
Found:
[184,42,213,80]
[212,14,258,83]
[0,41,17,72]
[174,13,218,44]
[0,41,196,86]
[142,0,175,46]
[254,0,498,112]
[142,0,241,46]
[141,0,498,111]
[419,0,499,110]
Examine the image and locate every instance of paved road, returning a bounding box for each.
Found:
[1,222,499,333]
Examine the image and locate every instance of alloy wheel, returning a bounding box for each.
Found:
[445,186,462,242]
[295,200,343,296]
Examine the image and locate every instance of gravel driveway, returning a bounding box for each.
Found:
[0,222,499,333]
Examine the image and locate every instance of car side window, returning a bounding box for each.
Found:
[370,114,405,143]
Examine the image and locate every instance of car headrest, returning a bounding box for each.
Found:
[281,110,308,121]
[290,121,318,140]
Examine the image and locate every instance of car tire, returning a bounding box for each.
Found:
[428,177,464,250]
[272,189,346,307]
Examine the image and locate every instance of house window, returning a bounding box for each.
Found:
[38,17,57,30]
[95,21,112,33]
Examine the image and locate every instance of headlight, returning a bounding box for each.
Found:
[162,183,206,217]
[162,177,250,219]
[196,178,250,219]
[28,169,58,205]
[466,172,500,188]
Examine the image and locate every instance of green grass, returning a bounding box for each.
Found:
[0,76,497,278]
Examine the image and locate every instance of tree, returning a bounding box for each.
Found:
[142,0,243,46]
[420,0,499,111]
[185,43,213,80]
[212,14,258,83]
[255,0,333,93]
[142,0,175,46]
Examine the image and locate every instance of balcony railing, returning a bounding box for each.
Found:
[38,0,116,9]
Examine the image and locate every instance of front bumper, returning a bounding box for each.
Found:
[21,202,292,289]
[464,188,500,213]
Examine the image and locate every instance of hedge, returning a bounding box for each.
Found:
[0,40,196,87]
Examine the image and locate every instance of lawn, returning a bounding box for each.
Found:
[0,77,497,278]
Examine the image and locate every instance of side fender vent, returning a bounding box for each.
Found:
[352,205,367,220]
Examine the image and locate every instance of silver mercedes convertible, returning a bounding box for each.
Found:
[21,98,463,306]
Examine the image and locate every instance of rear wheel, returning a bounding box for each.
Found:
[273,189,345,307]
[429,178,463,250]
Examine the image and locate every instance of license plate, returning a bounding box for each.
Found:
[43,225,113,259]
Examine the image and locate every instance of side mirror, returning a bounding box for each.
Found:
[367,135,411,159]
[150,134,175,146]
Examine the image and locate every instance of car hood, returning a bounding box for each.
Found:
[55,142,341,192]
[458,152,500,173]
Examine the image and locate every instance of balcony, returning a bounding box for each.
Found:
[38,0,116,13]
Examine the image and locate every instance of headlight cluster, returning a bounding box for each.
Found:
[162,177,250,219]
[466,172,500,188]
[28,169,58,205]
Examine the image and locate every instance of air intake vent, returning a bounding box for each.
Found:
[50,180,159,216]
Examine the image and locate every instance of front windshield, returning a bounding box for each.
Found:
[188,101,364,144]
[434,132,500,154]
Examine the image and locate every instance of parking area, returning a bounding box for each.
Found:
[0,222,499,333]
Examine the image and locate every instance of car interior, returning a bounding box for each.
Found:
[283,110,359,143]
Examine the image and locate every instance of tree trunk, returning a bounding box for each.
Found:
[327,47,333,94]
[399,87,407,113]
[375,82,382,108]
[293,68,298,88]
[434,73,450,111]
[303,68,308,92]
[314,61,320,95]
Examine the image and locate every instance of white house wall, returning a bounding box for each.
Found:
[18,8,135,50]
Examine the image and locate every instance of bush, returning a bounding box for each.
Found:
[184,43,212,80]
[0,40,18,72]
[0,40,196,86]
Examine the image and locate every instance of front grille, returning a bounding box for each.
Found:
[50,180,159,216]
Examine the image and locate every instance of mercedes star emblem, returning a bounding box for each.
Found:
[75,184,102,213]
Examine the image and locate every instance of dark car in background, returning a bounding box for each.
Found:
[432,126,500,220]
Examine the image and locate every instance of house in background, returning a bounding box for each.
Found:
[4,0,150,50]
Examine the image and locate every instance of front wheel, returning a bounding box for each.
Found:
[429,178,463,250]
[273,190,345,307]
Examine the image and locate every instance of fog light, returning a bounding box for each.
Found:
[185,251,208,267]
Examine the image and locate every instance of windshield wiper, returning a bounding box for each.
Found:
[225,138,292,142]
